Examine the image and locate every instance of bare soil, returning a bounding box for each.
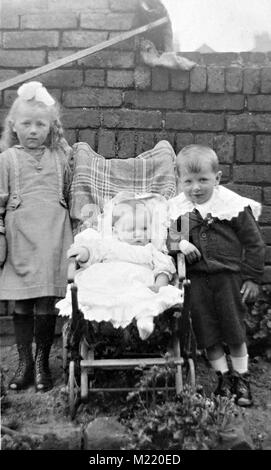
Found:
[1,338,271,450]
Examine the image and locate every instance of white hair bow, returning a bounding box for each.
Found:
[17,81,55,106]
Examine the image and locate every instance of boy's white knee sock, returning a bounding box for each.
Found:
[230,355,249,374]
[209,354,229,374]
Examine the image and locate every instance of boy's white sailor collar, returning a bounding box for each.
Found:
[169,185,262,221]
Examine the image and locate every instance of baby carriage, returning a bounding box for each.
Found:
[61,140,196,419]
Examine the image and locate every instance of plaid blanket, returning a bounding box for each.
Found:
[69,140,177,232]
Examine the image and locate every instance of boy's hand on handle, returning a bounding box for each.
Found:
[179,240,201,264]
[240,280,260,304]
[67,244,89,263]
[0,234,7,267]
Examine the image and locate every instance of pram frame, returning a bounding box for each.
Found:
[63,253,196,420]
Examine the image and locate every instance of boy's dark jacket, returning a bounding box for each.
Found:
[168,207,265,283]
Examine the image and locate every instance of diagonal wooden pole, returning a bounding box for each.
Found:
[0,17,168,92]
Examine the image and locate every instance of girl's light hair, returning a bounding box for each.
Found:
[176,144,219,175]
[0,95,66,152]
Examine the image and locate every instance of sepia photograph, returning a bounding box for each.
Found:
[0,0,270,458]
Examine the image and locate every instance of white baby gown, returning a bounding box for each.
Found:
[56,229,183,340]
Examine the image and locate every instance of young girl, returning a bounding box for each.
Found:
[0,81,73,392]
[168,145,265,406]
[56,192,183,340]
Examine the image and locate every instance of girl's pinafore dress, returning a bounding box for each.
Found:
[0,146,73,300]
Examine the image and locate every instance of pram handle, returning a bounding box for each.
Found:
[67,256,77,284]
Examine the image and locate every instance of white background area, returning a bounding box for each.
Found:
[163,0,271,52]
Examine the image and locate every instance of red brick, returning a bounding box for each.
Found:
[207,67,225,93]
[63,88,122,107]
[65,129,77,146]
[235,135,254,162]
[0,69,19,82]
[170,70,189,91]
[136,132,155,155]
[233,165,271,183]
[62,109,100,128]
[98,130,116,158]
[176,133,194,152]
[240,52,266,65]
[227,114,271,132]
[21,13,77,29]
[109,0,137,11]
[62,31,107,48]
[200,53,238,66]
[79,51,135,69]
[255,135,271,162]
[0,50,46,67]
[124,91,184,110]
[85,70,105,87]
[263,266,271,283]
[219,165,231,182]
[243,68,261,94]
[152,68,169,91]
[265,246,271,263]
[3,31,59,48]
[259,206,271,225]
[2,0,48,14]
[48,0,109,10]
[103,109,162,129]
[166,113,224,131]
[35,70,83,88]
[80,12,133,30]
[261,227,271,244]
[261,67,271,93]
[134,66,151,90]
[117,131,135,158]
[186,93,244,111]
[0,14,19,28]
[194,134,214,147]
[264,188,271,205]
[154,132,175,149]
[107,33,136,50]
[48,50,78,67]
[213,134,234,163]
[190,66,207,92]
[78,130,96,149]
[225,184,262,202]
[248,95,271,112]
[107,70,134,88]
[225,67,243,93]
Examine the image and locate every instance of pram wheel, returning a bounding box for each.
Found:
[68,360,80,420]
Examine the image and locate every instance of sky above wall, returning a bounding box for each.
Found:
[162,0,271,52]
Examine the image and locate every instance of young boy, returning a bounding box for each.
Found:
[168,145,265,406]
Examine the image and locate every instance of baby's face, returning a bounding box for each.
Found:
[179,162,221,204]
[113,205,151,246]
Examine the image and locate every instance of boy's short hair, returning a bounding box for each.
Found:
[176,144,219,175]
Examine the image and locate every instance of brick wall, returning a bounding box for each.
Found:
[0,0,271,307]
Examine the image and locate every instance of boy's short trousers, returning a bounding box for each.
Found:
[189,271,247,350]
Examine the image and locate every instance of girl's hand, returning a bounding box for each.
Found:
[179,240,201,264]
[0,235,7,267]
[240,280,260,304]
[67,244,89,263]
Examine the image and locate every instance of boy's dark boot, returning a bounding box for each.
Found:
[231,371,253,407]
[9,314,34,390]
[34,315,56,392]
[214,371,232,398]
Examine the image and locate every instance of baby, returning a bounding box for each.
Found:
[57,193,183,340]
[168,144,265,406]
